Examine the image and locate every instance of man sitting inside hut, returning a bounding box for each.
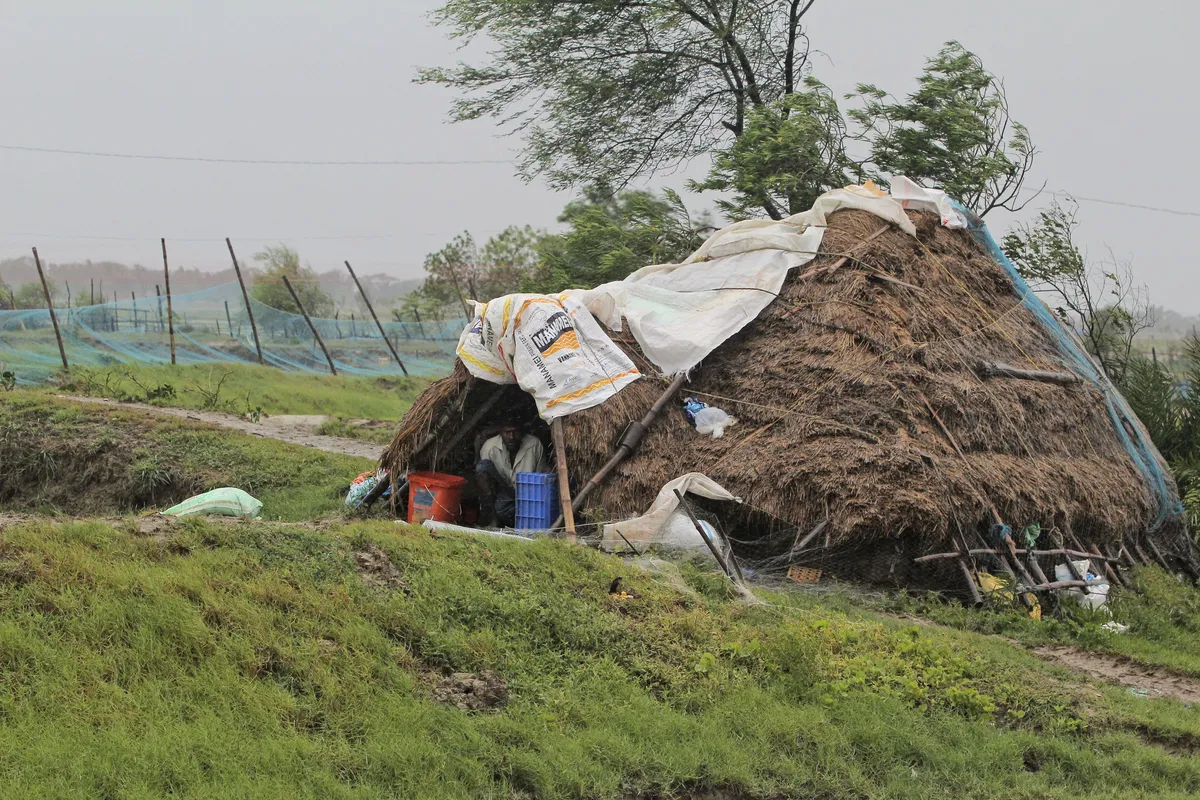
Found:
[476,419,546,528]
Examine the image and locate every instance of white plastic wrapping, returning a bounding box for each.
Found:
[456,293,640,420]
[600,473,741,552]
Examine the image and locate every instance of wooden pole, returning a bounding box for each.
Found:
[90,278,95,306]
[225,238,264,366]
[155,284,164,332]
[112,292,119,332]
[550,418,576,541]
[224,300,234,339]
[130,292,138,330]
[31,247,68,371]
[281,274,337,375]
[790,518,830,555]
[674,488,736,582]
[160,239,177,364]
[552,373,687,528]
[344,260,408,376]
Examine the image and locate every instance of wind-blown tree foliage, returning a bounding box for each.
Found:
[419,0,820,208]
[524,187,711,293]
[251,245,334,318]
[1120,336,1200,532]
[421,225,546,314]
[1002,199,1152,383]
[849,41,1037,216]
[690,78,865,220]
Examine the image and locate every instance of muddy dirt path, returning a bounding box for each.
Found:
[1033,645,1200,705]
[53,395,383,460]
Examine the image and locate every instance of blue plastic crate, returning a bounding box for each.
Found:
[515,472,559,531]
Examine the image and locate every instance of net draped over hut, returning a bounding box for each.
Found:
[382,189,1188,576]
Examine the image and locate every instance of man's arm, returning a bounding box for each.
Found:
[480,437,516,485]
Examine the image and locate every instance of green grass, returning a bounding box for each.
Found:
[0,392,374,520]
[314,415,396,445]
[829,567,1200,680]
[43,362,428,420]
[0,517,1196,798]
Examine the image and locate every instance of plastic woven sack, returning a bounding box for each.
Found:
[162,487,263,519]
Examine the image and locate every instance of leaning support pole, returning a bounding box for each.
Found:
[674,488,737,583]
[225,238,265,366]
[551,373,687,529]
[282,275,337,375]
[32,247,68,371]
[224,300,234,339]
[161,239,177,364]
[345,260,408,376]
[551,418,577,541]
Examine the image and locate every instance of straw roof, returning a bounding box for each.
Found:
[382,208,1184,547]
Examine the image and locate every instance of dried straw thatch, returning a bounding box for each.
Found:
[382,209,1183,549]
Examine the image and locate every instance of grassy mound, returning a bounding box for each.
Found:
[0,393,373,519]
[0,517,1196,798]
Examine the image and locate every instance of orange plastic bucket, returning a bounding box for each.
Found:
[407,471,467,524]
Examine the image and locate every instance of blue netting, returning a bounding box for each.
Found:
[958,201,1184,530]
[0,281,464,383]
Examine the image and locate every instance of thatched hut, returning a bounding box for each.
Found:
[382,200,1191,585]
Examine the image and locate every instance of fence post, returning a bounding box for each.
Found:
[281,275,336,375]
[224,300,234,339]
[344,260,408,376]
[225,238,264,366]
[160,239,177,364]
[31,247,68,372]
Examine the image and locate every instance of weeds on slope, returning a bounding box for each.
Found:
[0,518,1195,799]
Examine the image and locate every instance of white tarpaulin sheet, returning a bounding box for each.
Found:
[457,293,640,421]
[599,473,740,552]
[457,179,947,416]
[568,184,918,376]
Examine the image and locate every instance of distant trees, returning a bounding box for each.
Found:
[250,245,335,318]
[11,281,62,310]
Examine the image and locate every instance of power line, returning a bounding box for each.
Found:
[0,143,513,166]
[1041,189,1200,219]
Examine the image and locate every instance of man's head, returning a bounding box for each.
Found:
[499,422,523,452]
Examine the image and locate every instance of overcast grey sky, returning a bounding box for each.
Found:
[1,1,1195,309]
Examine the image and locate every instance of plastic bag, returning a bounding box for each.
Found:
[162,487,263,519]
[345,469,390,509]
[694,406,737,438]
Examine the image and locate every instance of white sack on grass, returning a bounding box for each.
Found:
[600,473,740,553]
[456,293,640,421]
[1054,559,1110,611]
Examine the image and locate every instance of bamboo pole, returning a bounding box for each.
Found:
[1145,536,1173,573]
[344,260,408,376]
[790,518,830,555]
[551,418,576,541]
[224,300,234,339]
[130,292,138,330]
[674,488,736,582]
[225,238,264,365]
[281,275,336,375]
[90,278,95,306]
[160,239,177,364]
[31,247,68,371]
